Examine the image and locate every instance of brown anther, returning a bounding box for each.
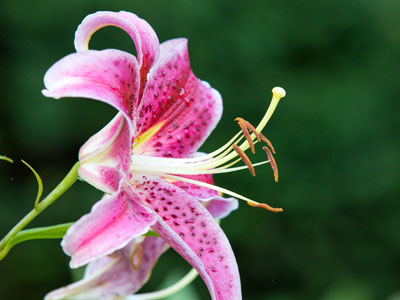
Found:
[259,133,276,154]
[233,144,255,176]
[129,243,143,271]
[242,119,261,142]
[235,118,255,154]
[247,201,283,213]
[263,146,278,182]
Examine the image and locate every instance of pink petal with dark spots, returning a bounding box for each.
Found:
[74,11,159,99]
[78,114,131,194]
[173,173,218,199]
[172,173,239,219]
[132,39,223,158]
[46,237,169,300]
[133,38,191,136]
[42,49,140,120]
[132,174,241,300]
[62,186,157,268]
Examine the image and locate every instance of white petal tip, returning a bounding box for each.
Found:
[69,259,81,269]
[42,89,60,99]
[201,80,211,88]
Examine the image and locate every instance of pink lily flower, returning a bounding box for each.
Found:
[43,11,285,300]
[45,193,238,300]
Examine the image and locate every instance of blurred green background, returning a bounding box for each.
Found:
[0,0,399,299]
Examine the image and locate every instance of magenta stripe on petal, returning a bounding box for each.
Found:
[62,186,157,268]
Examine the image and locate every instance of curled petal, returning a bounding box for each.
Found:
[46,237,168,300]
[74,10,159,98]
[133,175,241,300]
[132,39,223,158]
[62,186,157,268]
[43,49,140,120]
[78,114,131,193]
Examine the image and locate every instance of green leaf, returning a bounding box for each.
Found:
[0,222,158,260]
[21,159,43,209]
[0,223,72,260]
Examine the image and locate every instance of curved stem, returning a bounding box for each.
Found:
[126,268,198,300]
[0,162,79,260]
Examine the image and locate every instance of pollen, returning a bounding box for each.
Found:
[259,133,275,154]
[247,201,283,213]
[263,146,278,182]
[232,144,255,176]
[235,117,260,154]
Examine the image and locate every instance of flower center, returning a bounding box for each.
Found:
[131,87,286,212]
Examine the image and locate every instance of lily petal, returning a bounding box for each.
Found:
[133,38,191,136]
[204,196,239,220]
[74,11,159,98]
[42,49,140,119]
[173,174,219,199]
[133,174,241,300]
[46,237,168,300]
[62,186,157,268]
[78,113,131,194]
[132,39,223,158]
[173,174,239,219]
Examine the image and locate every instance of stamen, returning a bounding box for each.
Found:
[139,171,280,213]
[132,160,269,175]
[236,117,261,142]
[130,87,286,215]
[177,131,243,163]
[247,201,283,213]
[232,144,255,176]
[132,88,285,176]
[259,133,275,154]
[233,87,285,156]
[263,146,278,182]
[235,118,256,153]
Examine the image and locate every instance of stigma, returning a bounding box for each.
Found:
[131,87,286,212]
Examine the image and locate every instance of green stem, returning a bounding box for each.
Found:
[0,162,79,260]
[126,268,199,300]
